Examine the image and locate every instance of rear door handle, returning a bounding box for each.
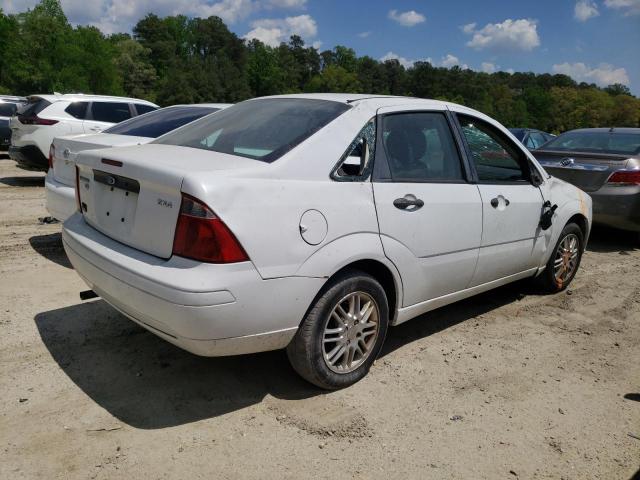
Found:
[490,197,510,208]
[393,195,424,210]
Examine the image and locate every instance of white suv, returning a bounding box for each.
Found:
[9,94,158,171]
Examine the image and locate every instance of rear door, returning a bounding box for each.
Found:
[373,107,482,307]
[83,102,133,133]
[453,111,546,285]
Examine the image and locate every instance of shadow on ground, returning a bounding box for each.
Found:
[587,226,638,254]
[29,233,72,269]
[35,280,533,430]
[0,175,44,187]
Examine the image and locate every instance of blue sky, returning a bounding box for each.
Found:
[3,0,639,93]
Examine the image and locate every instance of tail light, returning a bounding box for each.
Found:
[18,115,58,126]
[172,194,249,263]
[75,166,81,211]
[48,143,54,170]
[607,170,640,186]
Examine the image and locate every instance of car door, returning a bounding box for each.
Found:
[453,111,546,286]
[372,108,483,307]
[83,102,133,133]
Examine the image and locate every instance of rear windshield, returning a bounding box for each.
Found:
[155,98,351,162]
[543,131,640,155]
[0,103,19,116]
[17,98,51,117]
[104,106,218,138]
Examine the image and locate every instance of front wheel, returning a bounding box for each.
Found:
[536,223,584,293]
[287,270,389,390]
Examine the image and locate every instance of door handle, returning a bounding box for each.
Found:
[490,197,510,208]
[393,195,424,210]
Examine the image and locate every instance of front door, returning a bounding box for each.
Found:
[454,112,546,286]
[373,109,483,307]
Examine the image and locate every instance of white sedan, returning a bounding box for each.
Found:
[46,104,231,221]
[63,94,592,389]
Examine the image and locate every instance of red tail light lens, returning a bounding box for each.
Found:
[19,115,59,126]
[48,143,54,170]
[172,194,249,263]
[607,170,640,185]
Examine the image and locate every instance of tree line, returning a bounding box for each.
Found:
[1,0,638,133]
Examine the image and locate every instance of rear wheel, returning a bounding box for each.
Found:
[537,223,584,293]
[287,270,389,390]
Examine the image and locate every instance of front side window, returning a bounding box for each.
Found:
[104,106,218,138]
[381,112,464,182]
[91,102,132,123]
[458,114,530,183]
[155,98,351,163]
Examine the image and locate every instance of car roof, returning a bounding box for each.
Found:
[251,93,456,110]
[564,127,640,134]
[28,93,158,107]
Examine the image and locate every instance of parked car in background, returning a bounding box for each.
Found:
[63,94,592,389]
[9,94,158,171]
[533,128,640,233]
[45,104,231,221]
[0,96,26,151]
[509,128,555,150]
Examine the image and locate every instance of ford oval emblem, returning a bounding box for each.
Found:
[560,157,575,167]
[63,148,71,159]
[107,176,116,186]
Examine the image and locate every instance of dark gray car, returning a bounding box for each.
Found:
[533,128,640,233]
[0,97,26,151]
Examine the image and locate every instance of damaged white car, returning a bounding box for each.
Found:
[63,94,592,389]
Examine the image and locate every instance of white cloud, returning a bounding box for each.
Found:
[461,22,476,34]
[440,54,468,69]
[357,31,371,38]
[1,0,307,33]
[506,68,515,74]
[243,14,317,46]
[388,9,426,27]
[604,0,640,15]
[481,62,497,73]
[312,40,322,49]
[552,62,630,86]
[574,0,600,21]
[464,18,540,52]
[380,51,431,69]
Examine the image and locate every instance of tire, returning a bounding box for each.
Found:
[536,223,584,293]
[287,269,389,390]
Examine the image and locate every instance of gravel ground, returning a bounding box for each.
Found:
[0,156,638,480]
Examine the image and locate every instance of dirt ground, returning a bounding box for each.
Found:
[0,155,638,480]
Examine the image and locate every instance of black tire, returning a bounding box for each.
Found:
[536,222,584,293]
[287,269,389,390]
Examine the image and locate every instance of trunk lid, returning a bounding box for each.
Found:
[52,134,151,186]
[533,149,631,192]
[75,144,266,258]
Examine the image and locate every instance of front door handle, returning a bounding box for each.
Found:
[393,195,424,210]
[490,196,510,208]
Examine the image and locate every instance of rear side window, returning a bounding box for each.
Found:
[458,114,530,183]
[104,106,218,138]
[156,98,351,163]
[17,98,51,117]
[134,104,157,115]
[65,102,89,119]
[0,103,18,116]
[91,102,132,123]
[382,112,464,182]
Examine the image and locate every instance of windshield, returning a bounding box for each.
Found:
[543,131,640,155]
[155,98,351,163]
[104,106,218,138]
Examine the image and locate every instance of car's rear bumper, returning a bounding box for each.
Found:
[9,145,48,171]
[62,213,323,356]
[45,171,77,221]
[591,186,640,232]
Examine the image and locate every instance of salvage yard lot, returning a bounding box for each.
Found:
[0,156,638,479]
